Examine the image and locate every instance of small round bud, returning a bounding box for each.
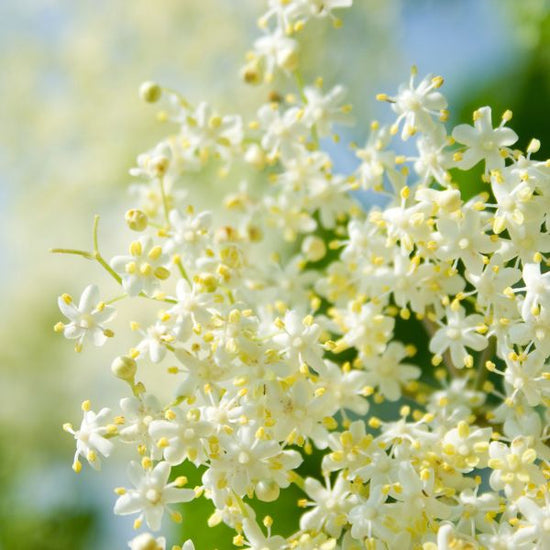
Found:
[139,81,162,103]
[111,355,137,381]
[255,479,280,502]
[241,58,262,85]
[244,144,266,170]
[301,236,326,262]
[125,209,148,232]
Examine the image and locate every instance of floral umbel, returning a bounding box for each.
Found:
[54,1,550,548]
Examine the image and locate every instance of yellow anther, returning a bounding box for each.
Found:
[129,241,142,257]
[303,314,314,326]
[157,437,170,449]
[72,460,82,473]
[125,261,137,274]
[61,293,72,305]
[140,263,153,276]
[148,245,163,260]
[368,417,381,429]
[457,421,470,439]
[54,322,65,333]
[141,456,153,470]
[431,75,444,88]
[81,400,91,412]
[154,267,170,280]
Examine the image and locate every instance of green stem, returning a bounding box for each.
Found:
[50,248,94,260]
[92,215,123,285]
[158,175,171,227]
[174,256,191,284]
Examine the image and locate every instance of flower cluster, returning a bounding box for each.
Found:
[55,1,550,548]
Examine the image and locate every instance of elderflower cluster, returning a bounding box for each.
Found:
[55,1,550,548]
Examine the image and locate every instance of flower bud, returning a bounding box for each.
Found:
[139,81,162,103]
[244,144,266,170]
[125,209,148,232]
[111,355,137,382]
[302,235,326,262]
[255,480,280,502]
[241,58,262,85]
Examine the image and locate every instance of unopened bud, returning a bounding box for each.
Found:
[125,209,148,232]
[301,235,326,262]
[139,81,162,103]
[111,355,137,382]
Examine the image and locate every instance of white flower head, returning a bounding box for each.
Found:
[56,285,116,352]
[114,461,195,531]
[452,106,518,171]
[64,403,114,472]
[111,237,170,296]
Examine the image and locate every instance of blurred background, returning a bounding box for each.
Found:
[0,0,549,548]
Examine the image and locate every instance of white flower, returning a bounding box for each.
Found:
[184,102,243,159]
[242,518,287,550]
[440,420,491,472]
[130,142,172,180]
[114,461,195,531]
[516,497,550,549]
[362,342,420,401]
[56,285,115,351]
[503,351,550,407]
[413,123,452,185]
[465,254,521,313]
[258,104,307,161]
[288,0,353,21]
[333,301,395,357]
[314,360,370,415]
[303,85,352,137]
[254,30,298,77]
[429,306,488,368]
[165,208,212,265]
[387,70,447,139]
[111,237,170,296]
[206,426,301,498]
[272,310,325,371]
[167,278,214,339]
[128,533,166,550]
[135,321,176,363]
[488,437,544,499]
[452,106,518,171]
[348,486,390,541]
[119,394,163,448]
[434,207,498,274]
[522,262,550,319]
[149,407,214,466]
[300,475,356,538]
[64,404,114,471]
[355,124,395,191]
